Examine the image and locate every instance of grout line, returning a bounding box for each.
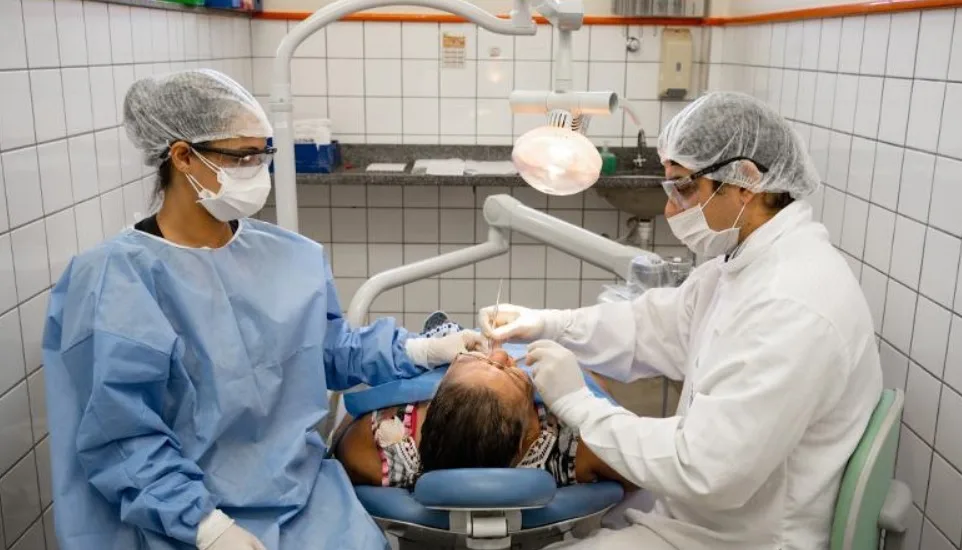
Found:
[0,179,153,240]
[864,241,959,320]
[5,0,33,245]
[942,14,962,319]
[787,122,960,224]
[896,401,962,486]
[909,10,948,520]
[923,508,962,550]
[1,126,119,156]
[11,2,51,523]
[5,514,45,549]
[707,58,962,85]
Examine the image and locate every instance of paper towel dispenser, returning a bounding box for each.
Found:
[659,28,693,100]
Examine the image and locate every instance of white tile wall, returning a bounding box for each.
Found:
[250,19,703,145]
[0,1,251,548]
[715,9,962,547]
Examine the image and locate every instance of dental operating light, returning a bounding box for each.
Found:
[271,0,617,231]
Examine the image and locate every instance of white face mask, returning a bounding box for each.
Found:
[186,151,271,222]
[667,184,747,259]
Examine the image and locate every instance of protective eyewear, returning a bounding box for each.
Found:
[192,143,277,179]
[662,156,769,210]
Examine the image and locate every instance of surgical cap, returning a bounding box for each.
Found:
[123,69,272,166]
[657,91,820,199]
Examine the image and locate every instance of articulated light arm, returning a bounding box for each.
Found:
[347,194,654,325]
[271,0,539,232]
[534,0,582,91]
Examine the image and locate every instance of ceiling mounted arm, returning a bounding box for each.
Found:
[534,0,584,31]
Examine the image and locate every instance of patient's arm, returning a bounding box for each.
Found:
[333,412,383,486]
[575,442,638,491]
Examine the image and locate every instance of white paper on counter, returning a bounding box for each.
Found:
[464,160,517,175]
[366,163,408,172]
[412,159,466,176]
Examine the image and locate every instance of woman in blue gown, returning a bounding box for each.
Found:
[42,69,484,550]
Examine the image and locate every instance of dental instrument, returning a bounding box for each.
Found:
[271,0,620,233]
[489,278,503,351]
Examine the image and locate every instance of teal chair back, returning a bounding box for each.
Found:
[830,389,909,550]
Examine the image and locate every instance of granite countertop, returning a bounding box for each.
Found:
[291,144,665,188]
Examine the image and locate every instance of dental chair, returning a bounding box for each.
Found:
[327,194,680,549]
[345,342,624,550]
[830,388,912,550]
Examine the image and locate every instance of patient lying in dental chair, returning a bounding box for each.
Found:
[332,313,635,491]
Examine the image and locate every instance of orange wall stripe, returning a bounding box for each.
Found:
[254,0,962,24]
[706,0,962,25]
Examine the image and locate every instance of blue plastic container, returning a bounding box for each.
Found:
[294,142,340,173]
[267,139,339,174]
[204,0,262,10]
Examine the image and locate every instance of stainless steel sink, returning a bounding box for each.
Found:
[594,177,667,219]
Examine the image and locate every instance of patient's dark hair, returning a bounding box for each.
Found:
[419,378,527,473]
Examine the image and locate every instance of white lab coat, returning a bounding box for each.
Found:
[551,201,882,550]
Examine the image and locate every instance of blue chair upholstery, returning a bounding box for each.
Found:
[344,342,625,549]
[355,486,450,530]
[414,469,558,510]
[356,470,624,532]
[521,482,625,529]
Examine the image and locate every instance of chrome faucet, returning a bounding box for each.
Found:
[620,99,647,170]
[633,129,647,168]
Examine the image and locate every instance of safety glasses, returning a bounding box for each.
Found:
[662,156,769,210]
[192,143,277,179]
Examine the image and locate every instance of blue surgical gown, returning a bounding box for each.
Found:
[42,219,423,550]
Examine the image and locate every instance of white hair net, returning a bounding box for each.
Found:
[123,69,272,167]
[657,91,820,199]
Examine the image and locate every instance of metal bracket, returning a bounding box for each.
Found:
[448,510,523,550]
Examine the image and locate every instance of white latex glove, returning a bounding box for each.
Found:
[197,510,266,550]
[405,330,488,367]
[526,340,587,408]
[478,304,572,343]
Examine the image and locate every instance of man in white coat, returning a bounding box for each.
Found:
[480,92,883,550]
